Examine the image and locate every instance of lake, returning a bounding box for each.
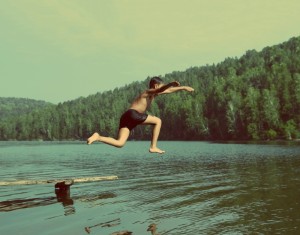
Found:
[0,141,300,235]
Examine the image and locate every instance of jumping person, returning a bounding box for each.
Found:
[87,77,194,153]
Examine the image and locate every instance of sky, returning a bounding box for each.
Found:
[0,0,299,104]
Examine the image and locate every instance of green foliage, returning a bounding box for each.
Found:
[0,98,52,121]
[1,36,300,141]
[265,129,278,140]
[282,120,299,140]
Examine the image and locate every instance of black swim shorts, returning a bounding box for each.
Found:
[119,109,148,131]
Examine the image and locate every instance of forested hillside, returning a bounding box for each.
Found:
[0,98,53,121]
[0,37,299,141]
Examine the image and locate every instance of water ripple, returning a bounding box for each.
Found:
[1,141,300,234]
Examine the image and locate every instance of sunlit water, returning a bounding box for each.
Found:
[0,141,300,235]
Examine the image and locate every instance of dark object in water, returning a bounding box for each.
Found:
[54,180,73,191]
[147,223,159,235]
[110,231,132,235]
[55,181,74,213]
[54,181,73,202]
[85,227,91,234]
[84,218,120,234]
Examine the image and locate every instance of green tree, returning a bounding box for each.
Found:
[261,88,280,139]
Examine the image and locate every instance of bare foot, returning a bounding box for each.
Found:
[149,147,165,154]
[87,132,100,145]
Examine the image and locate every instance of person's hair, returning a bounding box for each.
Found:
[149,76,163,89]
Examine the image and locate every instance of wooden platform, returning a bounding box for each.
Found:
[0,175,118,186]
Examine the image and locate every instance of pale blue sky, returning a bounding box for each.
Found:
[0,0,299,103]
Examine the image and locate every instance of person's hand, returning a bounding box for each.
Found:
[185,86,194,92]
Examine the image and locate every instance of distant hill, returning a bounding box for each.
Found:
[0,36,299,141]
[0,97,53,121]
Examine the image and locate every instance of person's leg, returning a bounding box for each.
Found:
[87,127,130,147]
[142,115,165,153]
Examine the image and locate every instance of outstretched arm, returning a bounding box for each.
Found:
[160,85,194,94]
[146,81,180,95]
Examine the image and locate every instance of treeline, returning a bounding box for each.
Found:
[0,98,53,121]
[0,36,299,141]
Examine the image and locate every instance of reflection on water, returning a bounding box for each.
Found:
[0,195,57,212]
[0,141,300,234]
[0,186,116,216]
[85,218,121,234]
[55,182,75,216]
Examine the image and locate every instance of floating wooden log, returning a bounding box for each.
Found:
[0,175,118,186]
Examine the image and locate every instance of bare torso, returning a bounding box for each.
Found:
[129,91,154,113]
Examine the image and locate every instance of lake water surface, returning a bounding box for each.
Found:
[0,141,300,235]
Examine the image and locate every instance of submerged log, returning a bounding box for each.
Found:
[0,175,118,186]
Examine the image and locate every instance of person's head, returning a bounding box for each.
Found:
[149,76,163,89]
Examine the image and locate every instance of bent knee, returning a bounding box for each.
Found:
[156,117,162,125]
[116,141,126,148]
